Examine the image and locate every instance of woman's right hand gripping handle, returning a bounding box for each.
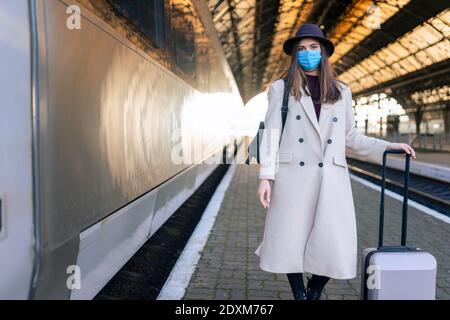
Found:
[258,179,272,209]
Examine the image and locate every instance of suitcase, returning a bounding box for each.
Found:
[360,149,437,300]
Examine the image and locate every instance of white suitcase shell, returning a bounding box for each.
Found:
[361,248,437,300]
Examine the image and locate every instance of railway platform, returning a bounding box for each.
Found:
[159,161,450,300]
[347,149,450,184]
[399,151,450,168]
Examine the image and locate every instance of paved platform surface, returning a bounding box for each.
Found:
[183,164,450,300]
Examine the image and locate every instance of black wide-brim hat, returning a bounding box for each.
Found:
[283,23,335,57]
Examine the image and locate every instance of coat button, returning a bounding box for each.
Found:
[296,115,301,120]
[299,161,305,166]
[318,162,323,167]
[332,117,338,122]
[327,139,332,144]
[299,138,304,143]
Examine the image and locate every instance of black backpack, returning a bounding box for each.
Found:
[245,77,290,165]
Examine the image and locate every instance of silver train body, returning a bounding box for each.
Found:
[0,0,244,299]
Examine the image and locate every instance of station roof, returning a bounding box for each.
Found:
[207,0,449,112]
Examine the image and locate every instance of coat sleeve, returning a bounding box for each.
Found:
[345,87,389,165]
[258,81,283,181]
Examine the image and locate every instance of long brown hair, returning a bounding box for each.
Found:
[278,40,344,104]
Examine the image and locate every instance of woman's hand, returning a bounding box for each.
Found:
[386,142,416,159]
[258,179,272,209]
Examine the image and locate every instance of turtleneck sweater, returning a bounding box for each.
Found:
[305,74,321,121]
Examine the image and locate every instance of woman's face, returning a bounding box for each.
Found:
[297,38,321,52]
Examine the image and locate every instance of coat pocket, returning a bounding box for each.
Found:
[277,152,293,163]
[333,155,347,168]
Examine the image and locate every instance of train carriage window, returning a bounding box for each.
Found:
[78,0,224,92]
[107,0,166,49]
[170,0,197,80]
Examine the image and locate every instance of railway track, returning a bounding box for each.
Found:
[347,158,450,216]
[94,164,231,300]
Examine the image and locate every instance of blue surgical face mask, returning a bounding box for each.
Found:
[297,50,321,71]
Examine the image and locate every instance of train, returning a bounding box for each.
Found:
[0,0,244,299]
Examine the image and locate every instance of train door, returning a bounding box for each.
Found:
[0,0,35,299]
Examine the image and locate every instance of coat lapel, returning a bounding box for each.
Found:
[296,88,337,156]
[318,101,331,136]
[299,88,322,140]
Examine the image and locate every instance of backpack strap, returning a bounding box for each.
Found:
[280,77,290,145]
[245,78,289,165]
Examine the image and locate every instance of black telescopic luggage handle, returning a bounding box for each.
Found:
[378,149,411,249]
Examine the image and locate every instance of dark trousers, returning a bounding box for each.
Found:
[286,272,330,298]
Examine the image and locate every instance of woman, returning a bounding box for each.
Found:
[254,24,416,300]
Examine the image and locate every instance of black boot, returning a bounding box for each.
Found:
[306,274,330,300]
[286,273,308,300]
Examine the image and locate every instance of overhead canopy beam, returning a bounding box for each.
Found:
[206,0,449,108]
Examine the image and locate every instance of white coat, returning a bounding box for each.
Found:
[254,78,389,279]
